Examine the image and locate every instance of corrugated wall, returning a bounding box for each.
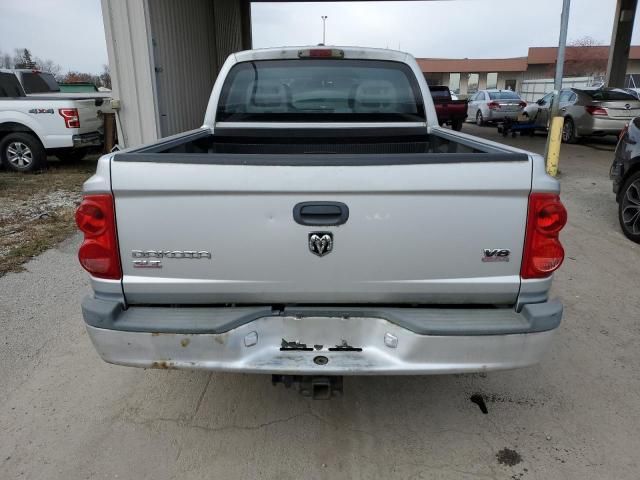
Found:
[102,0,251,144]
[148,0,218,136]
[148,0,251,137]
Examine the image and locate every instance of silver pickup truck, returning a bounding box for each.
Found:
[77,47,567,393]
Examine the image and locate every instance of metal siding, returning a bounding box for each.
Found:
[101,0,160,146]
[148,0,219,136]
[104,0,250,144]
[213,0,245,68]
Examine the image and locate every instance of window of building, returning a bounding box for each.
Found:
[486,72,498,89]
[448,73,460,94]
[504,79,517,91]
[467,73,479,94]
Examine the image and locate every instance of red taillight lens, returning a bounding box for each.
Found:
[518,101,527,109]
[59,108,80,128]
[488,101,500,110]
[585,105,607,116]
[521,193,567,279]
[76,194,121,279]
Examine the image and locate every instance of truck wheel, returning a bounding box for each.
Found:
[476,111,485,126]
[619,171,640,244]
[0,133,47,173]
[561,117,577,144]
[56,148,88,163]
[451,120,463,131]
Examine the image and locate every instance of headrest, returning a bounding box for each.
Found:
[353,80,396,112]
[247,81,288,112]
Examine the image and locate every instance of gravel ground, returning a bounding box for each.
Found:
[0,126,639,479]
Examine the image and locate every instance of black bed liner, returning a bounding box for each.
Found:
[115,127,529,166]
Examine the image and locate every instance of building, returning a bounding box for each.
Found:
[418,45,640,100]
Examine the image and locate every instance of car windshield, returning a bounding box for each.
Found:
[579,89,637,101]
[20,72,60,93]
[488,91,520,100]
[216,59,425,122]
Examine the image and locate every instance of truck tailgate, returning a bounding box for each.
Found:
[111,158,531,305]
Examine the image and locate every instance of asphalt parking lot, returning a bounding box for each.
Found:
[1,124,639,480]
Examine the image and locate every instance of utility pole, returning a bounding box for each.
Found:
[321,16,328,45]
[545,0,571,177]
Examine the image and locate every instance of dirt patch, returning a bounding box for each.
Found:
[0,158,97,276]
[496,448,523,466]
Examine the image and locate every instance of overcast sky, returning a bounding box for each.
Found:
[0,0,638,74]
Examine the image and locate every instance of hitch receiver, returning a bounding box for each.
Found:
[272,375,344,399]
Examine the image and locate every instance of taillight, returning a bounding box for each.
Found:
[518,101,527,109]
[76,194,121,280]
[585,105,607,116]
[521,193,567,279]
[59,108,80,128]
[488,101,500,110]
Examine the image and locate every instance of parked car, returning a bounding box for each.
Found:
[525,88,640,143]
[429,85,467,130]
[0,70,103,171]
[611,117,640,243]
[467,89,527,126]
[11,69,112,104]
[77,46,567,396]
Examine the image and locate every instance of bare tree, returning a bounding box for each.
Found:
[99,64,112,89]
[0,51,13,68]
[547,36,608,78]
[35,57,62,78]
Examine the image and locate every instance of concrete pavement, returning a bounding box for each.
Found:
[1,125,639,479]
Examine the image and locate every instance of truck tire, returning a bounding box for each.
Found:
[618,170,640,244]
[0,132,47,173]
[56,148,88,163]
[561,117,577,144]
[451,120,463,131]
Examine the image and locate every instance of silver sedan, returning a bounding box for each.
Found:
[524,88,640,143]
[467,89,526,125]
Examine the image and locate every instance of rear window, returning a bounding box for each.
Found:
[0,72,25,97]
[488,91,521,100]
[579,89,636,101]
[20,72,60,94]
[216,59,425,122]
[429,87,451,99]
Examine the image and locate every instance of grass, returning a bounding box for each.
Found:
[0,157,98,276]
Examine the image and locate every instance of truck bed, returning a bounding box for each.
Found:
[117,127,522,162]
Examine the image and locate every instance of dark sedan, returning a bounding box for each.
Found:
[611,117,640,243]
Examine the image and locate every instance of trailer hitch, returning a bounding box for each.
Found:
[272,375,343,399]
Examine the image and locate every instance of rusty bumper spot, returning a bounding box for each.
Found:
[151,361,174,369]
[180,338,190,348]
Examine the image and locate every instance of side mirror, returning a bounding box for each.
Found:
[536,99,544,105]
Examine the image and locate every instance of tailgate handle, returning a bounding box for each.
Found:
[293,202,349,226]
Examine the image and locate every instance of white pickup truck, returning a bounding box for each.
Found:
[77,47,567,397]
[0,69,103,172]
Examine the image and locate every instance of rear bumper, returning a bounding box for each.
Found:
[579,116,628,136]
[72,131,103,147]
[82,298,562,375]
[487,110,520,121]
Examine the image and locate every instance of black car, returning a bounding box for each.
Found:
[611,117,640,243]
